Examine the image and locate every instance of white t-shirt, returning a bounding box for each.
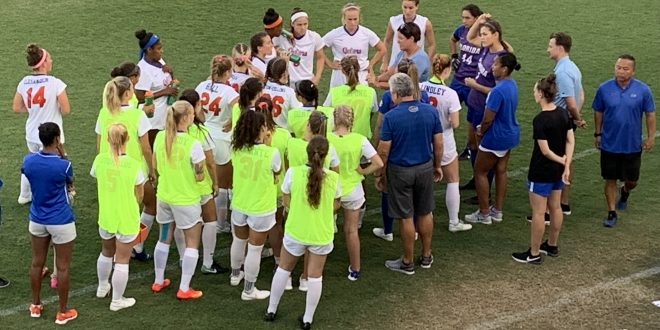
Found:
[250,56,268,78]
[16,74,67,144]
[229,71,250,93]
[273,30,324,83]
[90,156,147,185]
[184,133,207,164]
[263,80,303,129]
[194,80,239,141]
[388,14,428,66]
[322,25,381,72]
[281,166,342,198]
[420,81,461,156]
[328,145,341,168]
[135,58,173,130]
[94,105,151,136]
[196,127,216,152]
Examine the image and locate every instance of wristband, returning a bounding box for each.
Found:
[594,132,602,137]
[451,53,458,59]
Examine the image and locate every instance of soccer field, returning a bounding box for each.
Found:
[1,0,659,329]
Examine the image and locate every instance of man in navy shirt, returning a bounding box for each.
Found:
[593,54,656,227]
[375,73,443,275]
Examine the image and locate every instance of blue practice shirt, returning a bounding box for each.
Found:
[482,78,520,151]
[22,151,75,225]
[394,48,430,82]
[380,100,442,166]
[553,56,583,111]
[592,78,655,153]
[378,90,429,114]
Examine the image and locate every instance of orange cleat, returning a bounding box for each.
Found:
[176,288,203,300]
[151,279,171,293]
[55,308,78,325]
[29,304,43,318]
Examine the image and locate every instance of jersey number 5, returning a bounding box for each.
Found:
[200,92,222,116]
[26,86,46,108]
[262,94,285,117]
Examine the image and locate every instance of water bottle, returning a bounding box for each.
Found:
[166,80,180,105]
[144,91,154,118]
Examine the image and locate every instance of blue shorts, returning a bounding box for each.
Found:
[467,108,484,127]
[526,180,564,197]
[450,79,470,104]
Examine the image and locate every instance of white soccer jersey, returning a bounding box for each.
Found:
[195,80,239,141]
[420,81,461,157]
[274,30,324,83]
[16,74,67,144]
[388,14,428,66]
[135,58,172,130]
[263,80,303,129]
[323,25,381,72]
[229,71,250,93]
[251,56,268,78]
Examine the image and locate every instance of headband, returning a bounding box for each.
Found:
[343,5,360,13]
[291,12,308,23]
[138,34,159,59]
[264,16,282,29]
[32,49,49,69]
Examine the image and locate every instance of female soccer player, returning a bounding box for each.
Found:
[229,110,281,300]
[195,55,239,234]
[323,56,378,139]
[272,8,326,85]
[263,57,303,129]
[420,55,472,232]
[465,53,521,224]
[265,136,341,329]
[151,101,205,300]
[381,0,436,72]
[250,32,274,80]
[263,8,290,61]
[23,123,77,324]
[92,123,145,311]
[322,3,386,88]
[230,43,253,93]
[328,105,383,281]
[179,89,227,274]
[13,43,70,205]
[512,74,573,264]
[286,111,340,170]
[288,80,334,138]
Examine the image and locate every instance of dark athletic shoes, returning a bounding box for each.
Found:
[512,249,542,264]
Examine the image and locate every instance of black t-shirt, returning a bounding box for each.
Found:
[528,107,571,182]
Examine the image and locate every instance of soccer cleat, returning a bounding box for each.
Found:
[151,279,171,293]
[41,267,49,279]
[511,249,542,264]
[347,265,361,281]
[230,271,244,286]
[264,311,277,322]
[489,206,503,222]
[241,287,270,301]
[602,213,618,228]
[539,240,559,257]
[131,249,153,262]
[50,275,58,289]
[385,257,415,275]
[177,288,203,300]
[54,308,78,325]
[448,221,472,232]
[419,255,434,269]
[372,228,393,241]
[560,203,572,215]
[109,297,136,311]
[201,261,229,275]
[29,304,43,318]
[464,210,492,225]
[298,315,312,330]
[285,276,293,290]
[216,221,232,234]
[526,213,550,226]
[458,147,470,161]
[0,277,10,288]
[298,277,308,292]
[96,282,111,298]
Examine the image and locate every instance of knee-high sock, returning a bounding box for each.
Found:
[111,263,129,300]
[267,267,291,313]
[304,277,323,323]
[134,212,155,253]
[230,234,247,272]
[215,188,230,226]
[19,174,32,200]
[154,241,170,284]
[179,248,198,292]
[243,243,264,292]
[202,221,217,268]
[96,254,113,286]
[446,182,460,224]
[173,227,185,262]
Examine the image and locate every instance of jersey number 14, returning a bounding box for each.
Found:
[26,86,46,108]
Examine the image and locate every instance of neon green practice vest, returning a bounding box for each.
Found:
[231,144,278,214]
[327,132,366,196]
[93,153,141,235]
[328,84,376,138]
[188,124,213,196]
[154,131,202,205]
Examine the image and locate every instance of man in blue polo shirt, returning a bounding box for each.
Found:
[593,54,656,227]
[375,73,443,275]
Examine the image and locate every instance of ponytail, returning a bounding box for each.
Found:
[239,78,264,111]
[333,104,354,131]
[306,136,329,208]
[308,111,327,137]
[107,123,129,165]
[254,96,276,131]
[164,101,194,161]
[104,76,132,114]
[295,80,319,108]
[398,59,420,100]
[341,56,360,91]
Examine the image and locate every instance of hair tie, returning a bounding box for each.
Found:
[264,16,283,29]
[138,34,159,60]
[258,101,268,109]
[291,12,308,23]
[32,49,49,69]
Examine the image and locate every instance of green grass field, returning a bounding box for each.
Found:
[1,0,659,329]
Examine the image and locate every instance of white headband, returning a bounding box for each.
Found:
[291,12,308,23]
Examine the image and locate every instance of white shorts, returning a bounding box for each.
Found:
[442,149,458,166]
[283,233,333,257]
[212,138,231,165]
[156,200,203,230]
[231,210,276,232]
[26,142,42,153]
[442,132,458,166]
[200,194,213,205]
[340,184,365,210]
[29,221,76,245]
[479,145,509,158]
[98,227,138,244]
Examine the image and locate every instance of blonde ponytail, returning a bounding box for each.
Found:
[164,100,194,161]
[341,56,360,91]
[104,76,132,114]
[107,123,128,165]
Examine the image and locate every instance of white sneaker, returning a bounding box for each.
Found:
[285,276,293,290]
[489,206,503,222]
[109,297,136,311]
[241,287,270,300]
[261,248,274,259]
[96,282,111,298]
[465,210,492,225]
[298,278,308,292]
[230,271,244,286]
[448,221,473,232]
[18,196,31,205]
[372,228,393,242]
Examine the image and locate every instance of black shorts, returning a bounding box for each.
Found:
[600,150,642,181]
[386,161,435,219]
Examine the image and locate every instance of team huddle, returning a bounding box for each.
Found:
[11,1,656,328]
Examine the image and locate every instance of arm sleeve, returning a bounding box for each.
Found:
[136,168,147,184]
[65,161,74,184]
[271,149,282,172]
[361,137,377,158]
[532,116,547,140]
[448,90,462,112]
[379,92,391,114]
[335,179,342,198]
[452,25,463,41]
[485,89,503,113]
[190,142,206,164]
[322,30,335,47]
[643,86,656,112]
[323,90,332,107]
[314,32,325,51]
[555,72,575,98]
[329,146,340,167]
[281,168,293,194]
[367,28,381,47]
[55,78,67,96]
[592,87,604,112]
[134,69,152,91]
[380,115,393,141]
[94,118,101,135]
[89,160,96,178]
[420,91,430,104]
[371,90,378,112]
[432,110,443,134]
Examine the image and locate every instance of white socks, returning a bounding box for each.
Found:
[215,188,230,228]
[179,248,198,292]
[134,212,155,253]
[230,234,247,271]
[446,182,461,225]
[304,277,323,324]
[111,263,129,301]
[96,254,113,286]
[267,267,291,313]
[202,221,217,268]
[244,243,264,291]
[154,241,170,284]
[173,227,185,262]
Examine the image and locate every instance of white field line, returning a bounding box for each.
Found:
[466,266,660,330]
